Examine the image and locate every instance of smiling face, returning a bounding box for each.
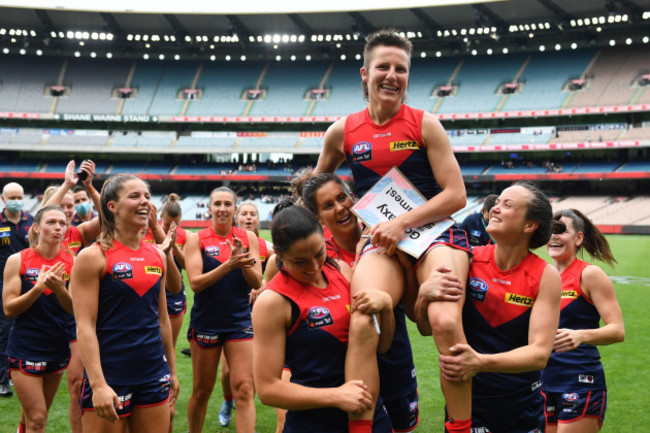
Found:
[108,179,152,231]
[361,45,410,108]
[209,190,236,229]
[34,209,67,245]
[487,185,537,241]
[314,180,357,237]
[277,232,327,286]
[236,204,259,233]
[547,215,583,262]
[60,193,75,226]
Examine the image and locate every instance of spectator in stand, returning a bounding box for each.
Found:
[0,181,34,398]
[460,194,498,247]
[543,209,625,433]
[71,185,98,227]
[3,205,74,433]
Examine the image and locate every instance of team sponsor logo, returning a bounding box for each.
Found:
[470,229,482,238]
[68,241,82,249]
[307,306,333,329]
[63,272,70,281]
[130,257,144,261]
[562,393,580,408]
[112,262,133,280]
[471,427,491,433]
[546,404,556,414]
[409,401,419,413]
[25,360,47,371]
[205,245,220,257]
[145,266,162,276]
[351,141,372,163]
[411,367,417,378]
[468,277,488,302]
[196,332,220,344]
[118,393,133,407]
[579,374,595,384]
[0,227,10,239]
[389,140,420,151]
[0,227,9,232]
[505,292,534,307]
[322,294,341,302]
[531,380,542,391]
[26,267,40,281]
[561,290,578,299]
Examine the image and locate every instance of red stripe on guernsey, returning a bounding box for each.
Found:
[469,244,547,328]
[559,259,592,310]
[198,226,250,263]
[266,264,351,345]
[20,248,74,296]
[62,225,84,255]
[103,240,165,298]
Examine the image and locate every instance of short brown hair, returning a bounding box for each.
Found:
[361,29,412,101]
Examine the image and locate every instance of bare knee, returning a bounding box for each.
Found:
[427,304,462,343]
[231,379,255,402]
[191,384,214,403]
[26,410,48,431]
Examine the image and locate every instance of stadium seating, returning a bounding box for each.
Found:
[121,62,166,115]
[0,55,62,113]
[406,57,459,112]
[311,62,368,116]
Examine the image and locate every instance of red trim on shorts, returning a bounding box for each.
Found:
[168,306,186,317]
[11,358,69,377]
[226,336,254,343]
[134,396,170,409]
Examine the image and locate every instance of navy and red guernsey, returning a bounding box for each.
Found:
[542,259,606,393]
[343,105,441,200]
[464,244,548,400]
[7,248,74,361]
[96,240,168,384]
[190,226,253,333]
[63,225,84,255]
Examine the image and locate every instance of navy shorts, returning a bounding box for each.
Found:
[384,390,419,432]
[80,374,170,418]
[360,225,471,266]
[469,392,546,433]
[167,299,187,317]
[187,327,254,349]
[546,390,606,427]
[8,356,69,377]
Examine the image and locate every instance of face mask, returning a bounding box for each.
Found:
[75,202,91,216]
[5,200,23,213]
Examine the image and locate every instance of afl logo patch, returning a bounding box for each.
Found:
[307,306,333,329]
[562,393,580,407]
[113,262,133,280]
[205,245,220,257]
[26,267,40,281]
[351,141,372,163]
[468,277,488,302]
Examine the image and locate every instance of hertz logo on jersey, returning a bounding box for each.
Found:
[68,241,82,249]
[561,290,578,299]
[145,266,163,276]
[505,292,534,307]
[390,140,420,151]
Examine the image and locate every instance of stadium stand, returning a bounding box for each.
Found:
[487,131,553,146]
[406,57,459,112]
[56,58,131,114]
[0,55,63,113]
[310,62,368,116]
[185,62,265,116]
[147,62,199,116]
[587,196,650,225]
[249,61,327,116]
[502,50,596,111]
[437,54,528,114]
[121,62,166,115]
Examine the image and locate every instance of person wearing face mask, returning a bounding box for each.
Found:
[71,186,98,227]
[0,182,34,398]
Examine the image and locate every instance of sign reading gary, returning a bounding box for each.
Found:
[351,166,454,258]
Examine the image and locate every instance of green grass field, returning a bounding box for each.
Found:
[1,234,648,432]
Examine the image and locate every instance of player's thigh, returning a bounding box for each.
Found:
[351,252,404,306]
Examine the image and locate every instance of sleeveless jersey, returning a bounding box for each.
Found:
[465,244,547,399]
[257,236,270,274]
[7,248,74,361]
[190,226,253,332]
[542,259,606,392]
[266,264,353,432]
[325,231,417,400]
[343,105,441,200]
[96,240,168,384]
[63,225,84,255]
[142,225,188,306]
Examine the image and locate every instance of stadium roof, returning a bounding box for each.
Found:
[1,0,649,61]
